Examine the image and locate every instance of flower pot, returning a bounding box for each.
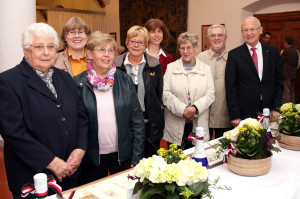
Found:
[279,133,300,151]
[227,153,272,177]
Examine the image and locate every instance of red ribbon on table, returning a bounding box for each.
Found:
[188,134,203,141]
[223,143,238,163]
[21,175,62,198]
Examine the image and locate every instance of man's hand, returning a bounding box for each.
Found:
[231,119,241,127]
[46,157,69,182]
[271,110,280,121]
[183,106,197,120]
[66,149,86,176]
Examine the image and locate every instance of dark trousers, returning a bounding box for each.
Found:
[283,79,296,104]
[209,127,233,140]
[144,122,161,158]
[144,139,160,158]
[79,152,131,185]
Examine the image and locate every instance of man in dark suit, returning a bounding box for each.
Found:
[281,36,299,103]
[225,16,284,127]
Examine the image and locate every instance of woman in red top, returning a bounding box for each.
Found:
[145,19,173,75]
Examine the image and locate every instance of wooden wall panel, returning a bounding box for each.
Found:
[119,0,188,59]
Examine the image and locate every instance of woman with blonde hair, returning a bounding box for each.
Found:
[114,25,164,158]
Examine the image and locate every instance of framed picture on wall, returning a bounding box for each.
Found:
[201,24,225,51]
[110,32,117,42]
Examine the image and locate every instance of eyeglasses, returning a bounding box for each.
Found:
[128,40,146,46]
[95,48,115,55]
[242,27,261,33]
[30,44,55,52]
[209,33,225,38]
[68,30,86,36]
[179,46,194,52]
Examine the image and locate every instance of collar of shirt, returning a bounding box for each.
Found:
[209,47,227,59]
[246,42,263,81]
[145,48,166,59]
[246,42,262,55]
[124,52,146,67]
[67,49,87,60]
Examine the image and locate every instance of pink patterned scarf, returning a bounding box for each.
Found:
[86,61,116,92]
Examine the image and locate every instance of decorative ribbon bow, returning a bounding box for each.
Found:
[257,112,270,123]
[188,134,203,141]
[223,143,238,163]
[21,175,62,198]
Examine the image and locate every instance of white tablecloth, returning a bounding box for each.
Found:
[53,140,300,199]
[199,141,300,199]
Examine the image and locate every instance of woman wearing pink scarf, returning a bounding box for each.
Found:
[73,32,145,185]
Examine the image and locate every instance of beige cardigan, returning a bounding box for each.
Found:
[163,57,215,145]
[198,49,232,128]
[54,49,73,76]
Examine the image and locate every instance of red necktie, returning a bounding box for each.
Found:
[251,48,258,72]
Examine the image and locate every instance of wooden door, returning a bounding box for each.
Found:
[255,11,300,103]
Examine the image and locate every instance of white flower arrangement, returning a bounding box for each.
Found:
[132,155,209,187]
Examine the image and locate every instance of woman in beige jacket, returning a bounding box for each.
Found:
[163,32,215,149]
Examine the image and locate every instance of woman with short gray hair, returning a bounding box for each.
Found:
[163,32,215,149]
[0,22,88,198]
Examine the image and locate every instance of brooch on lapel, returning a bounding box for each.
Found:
[150,72,156,76]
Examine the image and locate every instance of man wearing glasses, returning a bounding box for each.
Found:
[225,16,284,127]
[198,24,232,139]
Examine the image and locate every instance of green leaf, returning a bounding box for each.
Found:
[165,183,176,193]
[133,182,144,194]
[189,182,204,196]
[140,184,166,199]
[167,193,181,199]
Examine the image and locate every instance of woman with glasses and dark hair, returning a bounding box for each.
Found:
[55,17,91,76]
[163,32,215,149]
[0,22,88,198]
[144,18,173,75]
[74,31,144,184]
[114,25,164,158]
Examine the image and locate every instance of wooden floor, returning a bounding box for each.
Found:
[0,147,12,199]
[0,140,168,199]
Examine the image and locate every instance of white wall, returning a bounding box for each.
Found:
[104,0,121,46]
[188,0,300,52]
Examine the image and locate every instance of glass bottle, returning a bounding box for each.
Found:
[34,173,48,199]
[261,108,270,130]
[192,127,208,168]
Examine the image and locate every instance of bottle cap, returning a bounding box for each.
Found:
[263,108,270,116]
[196,127,204,137]
[33,173,47,194]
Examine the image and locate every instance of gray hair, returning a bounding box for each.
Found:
[177,32,198,48]
[22,23,59,49]
[241,16,261,29]
[207,24,227,36]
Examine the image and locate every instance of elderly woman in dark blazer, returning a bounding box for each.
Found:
[74,32,144,184]
[0,23,88,198]
[114,25,164,158]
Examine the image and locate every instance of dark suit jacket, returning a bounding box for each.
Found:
[0,58,88,193]
[225,43,284,121]
[281,45,299,79]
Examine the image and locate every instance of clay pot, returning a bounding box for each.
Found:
[279,133,300,151]
[227,152,272,177]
